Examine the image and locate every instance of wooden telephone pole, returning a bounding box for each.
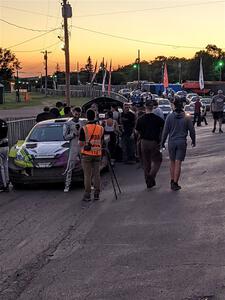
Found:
[41,50,51,97]
[62,0,72,106]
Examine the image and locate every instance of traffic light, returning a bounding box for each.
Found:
[133,64,138,69]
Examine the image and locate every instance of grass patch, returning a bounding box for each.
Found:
[0,92,90,110]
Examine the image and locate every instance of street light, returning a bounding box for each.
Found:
[218,60,224,81]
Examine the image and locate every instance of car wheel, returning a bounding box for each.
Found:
[11,182,25,190]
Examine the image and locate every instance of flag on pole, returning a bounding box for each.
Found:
[90,61,98,86]
[199,58,204,90]
[108,60,112,96]
[102,62,107,94]
[163,62,169,89]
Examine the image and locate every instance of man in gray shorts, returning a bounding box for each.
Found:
[161,98,196,191]
[211,89,225,133]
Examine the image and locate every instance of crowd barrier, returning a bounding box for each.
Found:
[7,118,36,146]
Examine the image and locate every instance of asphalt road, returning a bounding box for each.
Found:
[1,121,225,300]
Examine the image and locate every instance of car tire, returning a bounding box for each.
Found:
[11,182,25,190]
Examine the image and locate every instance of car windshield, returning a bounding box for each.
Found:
[27,124,64,142]
[185,106,194,112]
[159,100,170,105]
[202,98,211,103]
[187,94,197,98]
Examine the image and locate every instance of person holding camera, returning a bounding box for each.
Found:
[63,107,83,192]
[79,109,104,202]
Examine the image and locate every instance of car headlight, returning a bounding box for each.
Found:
[16,150,25,161]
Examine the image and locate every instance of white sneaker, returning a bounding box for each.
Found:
[64,187,69,193]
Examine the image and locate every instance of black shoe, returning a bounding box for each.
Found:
[0,186,9,192]
[171,182,181,191]
[219,129,223,133]
[147,176,156,189]
[212,128,216,133]
[82,193,91,202]
[94,193,100,201]
[170,180,174,190]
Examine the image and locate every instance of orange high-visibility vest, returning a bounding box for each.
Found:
[81,124,104,156]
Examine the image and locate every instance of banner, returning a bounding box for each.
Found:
[102,62,107,94]
[108,60,112,96]
[90,61,98,86]
[199,58,204,90]
[163,63,169,89]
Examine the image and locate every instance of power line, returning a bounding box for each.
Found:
[6,28,60,49]
[14,42,61,53]
[1,0,224,20]
[75,0,225,18]
[72,25,206,50]
[0,18,59,32]
[0,5,58,19]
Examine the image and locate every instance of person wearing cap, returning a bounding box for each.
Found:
[211,90,225,133]
[79,109,104,202]
[136,100,164,188]
[161,98,196,191]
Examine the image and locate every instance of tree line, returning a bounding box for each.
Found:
[1,44,225,89]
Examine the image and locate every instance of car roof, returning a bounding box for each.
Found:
[36,118,86,126]
[157,98,170,102]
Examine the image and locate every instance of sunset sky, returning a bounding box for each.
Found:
[1,0,225,77]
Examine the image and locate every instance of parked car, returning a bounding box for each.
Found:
[186,93,198,103]
[157,98,172,119]
[201,97,212,111]
[175,91,187,98]
[184,104,195,121]
[9,118,108,188]
[175,91,188,103]
[118,88,131,99]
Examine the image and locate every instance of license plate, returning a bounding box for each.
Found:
[36,163,52,168]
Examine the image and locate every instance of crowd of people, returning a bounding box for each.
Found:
[0,89,225,200]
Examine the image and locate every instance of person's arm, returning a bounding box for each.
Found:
[158,118,165,143]
[187,118,196,146]
[130,112,136,131]
[63,123,75,141]
[161,117,170,147]
[79,127,85,147]
[211,97,215,112]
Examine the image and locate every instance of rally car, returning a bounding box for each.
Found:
[9,118,108,188]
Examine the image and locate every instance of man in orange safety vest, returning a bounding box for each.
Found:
[79,109,104,202]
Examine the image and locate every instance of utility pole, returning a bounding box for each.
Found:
[137,49,140,88]
[16,66,20,102]
[41,50,51,97]
[62,0,72,106]
[178,62,182,83]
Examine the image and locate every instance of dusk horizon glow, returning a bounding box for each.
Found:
[1,0,225,77]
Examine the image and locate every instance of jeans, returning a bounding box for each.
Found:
[81,155,101,195]
[121,134,135,162]
[141,140,162,184]
[193,113,201,126]
[0,147,9,188]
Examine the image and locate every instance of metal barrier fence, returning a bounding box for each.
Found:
[7,118,36,146]
[38,85,127,98]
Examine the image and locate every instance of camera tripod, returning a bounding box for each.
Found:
[104,148,121,199]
